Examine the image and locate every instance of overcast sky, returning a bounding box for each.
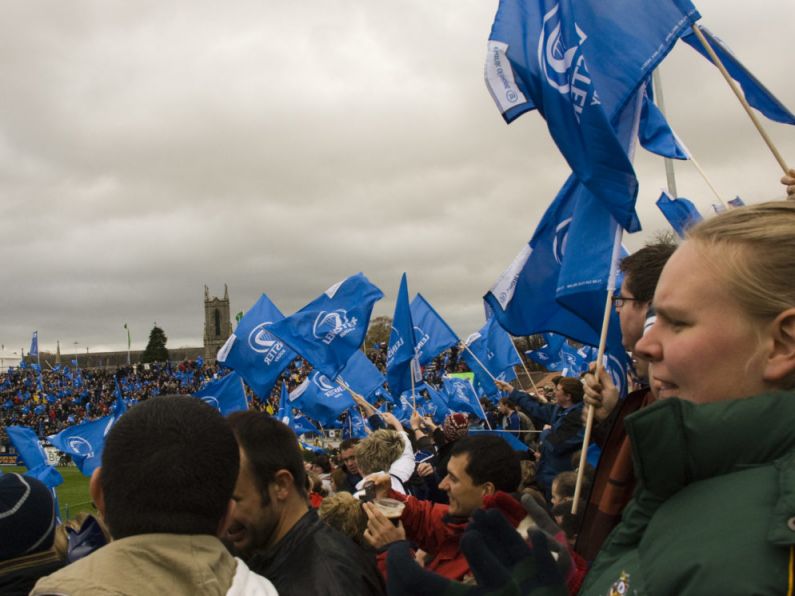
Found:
[1,0,792,358]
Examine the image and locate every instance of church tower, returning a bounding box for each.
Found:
[204,284,232,361]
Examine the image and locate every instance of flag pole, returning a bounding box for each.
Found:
[571,225,623,515]
[510,339,542,396]
[459,343,494,429]
[690,24,789,173]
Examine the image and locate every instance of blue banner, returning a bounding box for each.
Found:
[7,426,64,488]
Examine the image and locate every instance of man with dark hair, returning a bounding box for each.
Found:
[225,410,384,596]
[576,240,677,561]
[331,438,362,494]
[33,396,277,595]
[496,377,584,499]
[362,435,527,582]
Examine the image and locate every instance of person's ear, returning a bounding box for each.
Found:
[763,308,795,385]
[272,469,295,501]
[89,467,105,517]
[481,481,496,496]
[217,499,235,538]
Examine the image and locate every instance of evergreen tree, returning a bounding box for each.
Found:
[142,325,169,363]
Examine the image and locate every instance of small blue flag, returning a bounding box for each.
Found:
[268,273,383,380]
[288,371,357,427]
[48,398,126,477]
[656,191,703,238]
[442,376,484,419]
[421,383,451,425]
[526,333,566,367]
[410,294,460,365]
[217,294,297,398]
[194,371,249,416]
[338,350,386,401]
[276,382,319,436]
[29,331,39,358]
[387,274,419,398]
[461,317,521,396]
[342,407,370,440]
[640,86,689,160]
[7,426,64,488]
[682,25,795,125]
[468,428,529,452]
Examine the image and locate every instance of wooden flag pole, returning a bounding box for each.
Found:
[690,24,789,173]
[510,339,542,396]
[460,343,494,429]
[571,226,623,515]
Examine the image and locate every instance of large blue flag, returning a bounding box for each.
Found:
[410,294,460,366]
[48,397,127,477]
[29,331,39,358]
[338,349,386,401]
[288,371,356,427]
[7,426,64,488]
[268,273,383,380]
[194,371,249,416]
[217,294,297,398]
[485,0,698,232]
[681,25,795,125]
[386,274,419,398]
[656,191,703,238]
[442,376,484,419]
[461,318,521,396]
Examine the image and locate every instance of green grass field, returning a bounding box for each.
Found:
[2,465,93,520]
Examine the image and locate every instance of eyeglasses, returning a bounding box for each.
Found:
[612,295,642,308]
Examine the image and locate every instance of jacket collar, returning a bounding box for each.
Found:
[625,390,795,499]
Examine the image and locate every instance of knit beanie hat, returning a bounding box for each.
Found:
[0,473,57,560]
[442,413,469,442]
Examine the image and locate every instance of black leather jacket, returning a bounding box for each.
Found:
[247,509,385,596]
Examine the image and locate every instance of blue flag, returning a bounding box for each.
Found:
[526,333,566,368]
[656,191,703,238]
[640,86,689,160]
[468,428,529,452]
[410,294,460,366]
[276,382,319,436]
[485,0,698,232]
[7,426,64,488]
[386,274,419,398]
[268,273,383,380]
[338,350,386,401]
[29,331,39,358]
[48,398,126,477]
[342,407,370,440]
[217,294,297,398]
[461,318,521,396]
[288,371,356,427]
[442,376,484,419]
[194,372,249,416]
[420,383,451,425]
[681,25,795,125]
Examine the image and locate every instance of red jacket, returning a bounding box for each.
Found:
[387,491,527,581]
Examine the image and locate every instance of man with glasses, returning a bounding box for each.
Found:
[576,240,677,561]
